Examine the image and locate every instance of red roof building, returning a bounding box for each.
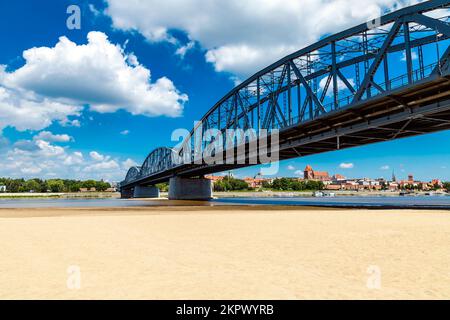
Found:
[304,165,330,181]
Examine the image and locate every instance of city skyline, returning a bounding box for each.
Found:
[1,0,450,182]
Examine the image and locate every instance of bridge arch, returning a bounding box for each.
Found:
[140,147,179,177]
[124,166,142,184]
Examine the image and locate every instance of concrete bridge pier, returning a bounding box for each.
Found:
[168,177,213,201]
[120,188,134,199]
[133,186,160,198]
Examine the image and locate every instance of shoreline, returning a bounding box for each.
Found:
[1,190,448,200]
[1,194,450,211]
[0,192,120,199]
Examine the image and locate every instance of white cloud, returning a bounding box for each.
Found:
[294,170,304,177]
[105,0,421,76]
[34,131,73,143]
[319,76,355,96]
[21,167,42,175]
[1,31,188,120]
[89,4,101,16]
[0,137,133,181]
[380,165,390,170]
[60,118,81,127]
[287,165,295,171]
[175,41,195,58]
[339,162,354,169]
[120,130,130,135]
[0,86,81,132]
[63,151,84,165]
[401,51,418,61]
[84,160,120,172]
[122,158,138,168]
[90,151,107,162]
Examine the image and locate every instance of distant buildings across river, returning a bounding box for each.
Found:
[206,165,446,192]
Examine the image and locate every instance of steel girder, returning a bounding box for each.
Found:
[178,0,450,155]
[140,147,177,177]
[121,0,450,188]
[124,166,141,184]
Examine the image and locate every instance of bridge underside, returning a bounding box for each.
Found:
[122,73,450,190]
[120,1,450,199]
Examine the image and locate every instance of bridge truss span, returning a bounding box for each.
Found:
[182,0,450,152]
[121,0,450,190]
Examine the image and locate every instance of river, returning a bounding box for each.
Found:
[0,195,449,209]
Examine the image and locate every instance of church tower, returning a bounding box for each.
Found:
[304,165,314,180]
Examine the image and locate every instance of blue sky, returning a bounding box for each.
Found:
[0,0,449,182]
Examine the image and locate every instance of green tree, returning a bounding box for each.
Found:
[443,182,450,192]
[47,179,65,193]
[95,180,111,192]
[213,176,250,192]
[81,180,97,189]
[24,179,41,192]
[156,183,169,192]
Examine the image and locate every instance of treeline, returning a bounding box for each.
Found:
[0,178,111,193]
[444,182,450,192]
[213,176,250,192]
[263,178,324,191]
[213,176,325,192]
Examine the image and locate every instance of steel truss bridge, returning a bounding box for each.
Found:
[121,0,450,190]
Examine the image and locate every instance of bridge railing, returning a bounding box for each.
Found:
[319,62,440,115]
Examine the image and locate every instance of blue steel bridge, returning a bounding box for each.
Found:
[121,0,450,200]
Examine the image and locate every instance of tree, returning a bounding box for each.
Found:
[0,177,116,193]
[156,183,169,192]
[95,180,111,192]
[213,176,249,192]
[443,182,450,192]
[81,180,97,189]
[47,180,65,193]
[24,179,41,192]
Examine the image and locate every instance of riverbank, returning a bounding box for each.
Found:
[213,190,450,198]
[0,206,449,299]
[1,190,448,199]
[0,192,120,199]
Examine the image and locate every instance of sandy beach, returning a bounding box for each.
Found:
[0,206,449,300]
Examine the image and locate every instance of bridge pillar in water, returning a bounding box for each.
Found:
[120,188,134,199]
[168,177,213,201]
[133,186,160,198]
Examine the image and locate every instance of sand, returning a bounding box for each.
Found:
[0,206,449,300]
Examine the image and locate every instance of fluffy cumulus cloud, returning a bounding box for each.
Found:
[1,32,187,120]
[0,85,81,132]
[90,151,107,162]
[105,0,422,76]
[339,162,354,169]
[34,131,73,143]
[0,131,137,181]
[122,158,138,168]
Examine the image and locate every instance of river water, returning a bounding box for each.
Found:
[0,195,449,209]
